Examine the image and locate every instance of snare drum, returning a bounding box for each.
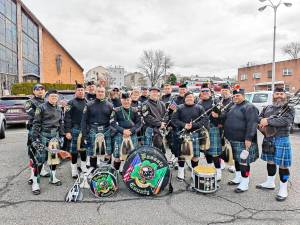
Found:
[193,165,217,194]
[89,166,118,197]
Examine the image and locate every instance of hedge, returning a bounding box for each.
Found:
[11,83,76,95]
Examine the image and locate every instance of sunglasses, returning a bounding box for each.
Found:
[201,90,210,93]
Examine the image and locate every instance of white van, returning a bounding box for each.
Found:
[245,91,273,113]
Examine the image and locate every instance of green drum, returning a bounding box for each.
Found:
[89,166,118,197]
[122,146,171,196]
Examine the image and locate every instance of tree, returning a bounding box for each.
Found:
[138,50,173,86]
[282,42,300,59]
[167,73,177,85]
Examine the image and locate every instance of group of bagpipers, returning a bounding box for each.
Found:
[25,80,295,202]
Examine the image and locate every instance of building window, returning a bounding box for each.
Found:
[0,0,17,75]
[283,68,292,76]
[240,74,247,81]
[253,73,261,79]
[285,85,290,92]
[267,70,272,78]
[22,11,39,76]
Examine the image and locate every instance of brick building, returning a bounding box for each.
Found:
[238,59,300,93]
[0,0,84,95]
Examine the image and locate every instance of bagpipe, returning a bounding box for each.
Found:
[258,90,300,137]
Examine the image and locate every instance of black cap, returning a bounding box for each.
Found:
[149,87,161,92]
[221,84,230,90]
[201,83,210,89]
[76,83,84,89]
[184,91,194,99]
[232,85,245,95]
[179,83,187,88]
[141,87,148,91]
[47,89,58,95]
[33,84,45,91]
[87,81,95,86]
[274,87,285,93]
[112,87,120,92]
[121,92,130,99]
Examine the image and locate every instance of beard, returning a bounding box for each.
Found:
[273,97,286,107]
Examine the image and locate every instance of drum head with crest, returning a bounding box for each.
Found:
[89,166,118,198]
[122,146,171,196]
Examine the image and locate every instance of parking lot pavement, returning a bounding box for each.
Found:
[1,127,300,225]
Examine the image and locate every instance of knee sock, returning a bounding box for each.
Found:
[79,151,87,162]
[240,164,250,178]
[235,161,241,172]
[279,168,290,183]
[205,154,213,164]
[90,157,97,168]
[191,160,199,168]
[178,157,185,168]
[71,152,78,164]
[113,161,121,170]
[267,163,277,176]
[213,156,221,169]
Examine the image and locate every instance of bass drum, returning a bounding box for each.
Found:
[122,146,171,196]
[89,166,118,197]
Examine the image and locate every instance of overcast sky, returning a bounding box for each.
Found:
[22,0,300,77]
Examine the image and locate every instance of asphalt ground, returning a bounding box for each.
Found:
[1,125,300,225]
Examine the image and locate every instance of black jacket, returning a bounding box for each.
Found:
[64,97,87,133]
[24,96,44,128]
[224,100,259,142]
[142,99,167,128]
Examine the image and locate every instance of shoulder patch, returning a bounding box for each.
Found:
[24,101,31,110]
[65,104,72,112]
[35,107,41,116]
[83,106,87,113]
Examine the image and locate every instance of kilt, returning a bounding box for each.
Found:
[180,132,201,158]
[206,126,222,157]
[38,130,59,165]
[144,127,154,146]
[261,136,292,168]
[87,128,112,157]
[70,127,81,154]
[113,133,138,158]
[230,141,259,164]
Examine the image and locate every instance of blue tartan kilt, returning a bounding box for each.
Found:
[113,133,138,158]
[180,132,201,158]
[206,127,222,157]
[87,128,112,157]
[230,141,259,164]
[261,136,292,167]
[70,128,80,154]
[38,130,59,165]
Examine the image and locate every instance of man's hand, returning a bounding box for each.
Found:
[211,111,219,118]
[184,122,192,130]
[260,118,269,127]
[65,132,72,140]
[245,140,252,149]
[169,104,176,111]
[160,122,166,129]
[123,129,132,137]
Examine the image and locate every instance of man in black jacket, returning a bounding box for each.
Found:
[111,93,142,171]
[142,87,167,151]
[85,81,96,101]
[81,86,114,169]
[139,87,148,103]
[64,84,87,178]
[256,87,295,201]
[224,86,259,193]
[172,92,209,181]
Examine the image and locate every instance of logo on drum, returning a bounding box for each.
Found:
[91,174,116,197]
[139,165,155,181]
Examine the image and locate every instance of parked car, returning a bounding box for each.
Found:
[245,91,273,113]
[45,90,75,108]
[0,112,6,139]
[0,96,30,125]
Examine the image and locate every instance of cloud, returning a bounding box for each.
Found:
[22,0,300,77]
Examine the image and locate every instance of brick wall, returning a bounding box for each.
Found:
[41,30,84,84]
[238,59,300,92]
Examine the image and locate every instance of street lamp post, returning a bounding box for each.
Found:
[258,0,292,91]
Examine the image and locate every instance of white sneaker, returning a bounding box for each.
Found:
[81,161,88,173]
[86,156,90,167]
[32,176,40,195]
[228,171,242,185]
[71,163,78,178]
[40,164,50,177]
[256,176,276,190]
[217,168,222,181]
[177,166,185,182]
[235,177,249,193]
[276,181,288,201]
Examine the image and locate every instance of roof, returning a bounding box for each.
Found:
[239,58,300,70]
[18,0,84,71]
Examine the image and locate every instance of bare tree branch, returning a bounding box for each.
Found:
[282,42,300,59]
[137,49,173,86]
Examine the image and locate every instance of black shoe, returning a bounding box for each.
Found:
[51,180,62,186]
[234,188,247,193]
[28,179,33,185]
[32,189,40,195]
[256,184,275,190]
[227,181,240,186]
[276,195,287,202]
[176,176,184,182]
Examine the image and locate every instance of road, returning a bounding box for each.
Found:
[0,125,300,225]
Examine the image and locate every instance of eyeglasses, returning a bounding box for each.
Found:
[201,90,210,93]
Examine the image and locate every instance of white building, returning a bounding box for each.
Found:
[124,72,149,88]
[85,66,109,83]
[107,65,125,87]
